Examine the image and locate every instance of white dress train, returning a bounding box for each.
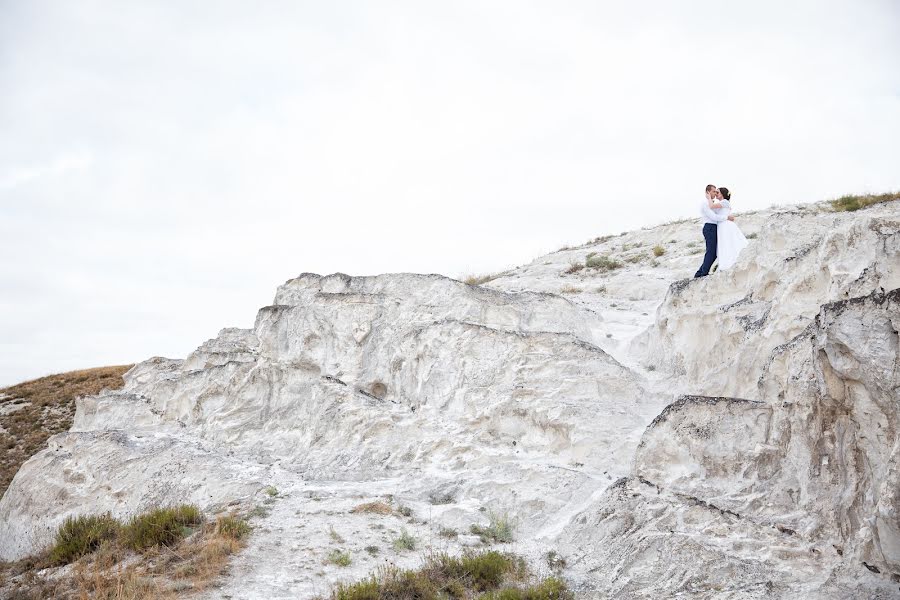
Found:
[716,200,748,270]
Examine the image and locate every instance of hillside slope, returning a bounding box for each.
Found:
[1,198,898,599]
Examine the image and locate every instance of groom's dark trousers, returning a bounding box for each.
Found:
[694,223,717,277]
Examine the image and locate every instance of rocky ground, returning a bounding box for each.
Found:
[1,198,898,598]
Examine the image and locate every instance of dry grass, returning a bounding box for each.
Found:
[351,501,394,515]
[0,365,132,497]
[463,272,504,286]
[830,191,899,212]
[560,285,582,294]
[0,509,250,599]
[326,550,574,600]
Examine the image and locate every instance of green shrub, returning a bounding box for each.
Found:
[216,515,251,540]
[49,513,120,565]
[392,528,417,551]
[328,551,571,600]
[585,255,622,272]
[327,549,352,567]
[652,245,665,257]
[564,262,584,274]
[264,485,278,497]
[476,576,573,599]
[470,512,515,544]
[830,191,899,212]
[123,505,202,551]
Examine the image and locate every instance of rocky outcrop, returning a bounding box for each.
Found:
[2,200,898,598]
[636,205,899,399]
[0,272,654,575]
[556,286,900,598]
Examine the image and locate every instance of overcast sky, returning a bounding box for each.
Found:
[1,1,898,386]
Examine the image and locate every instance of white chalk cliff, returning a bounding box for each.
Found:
[1,200,898,599]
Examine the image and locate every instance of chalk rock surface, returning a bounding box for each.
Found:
[1,199,898,599]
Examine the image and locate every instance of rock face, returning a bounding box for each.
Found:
[1,200,898,598]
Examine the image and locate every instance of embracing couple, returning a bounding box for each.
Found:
[694,184,748,278]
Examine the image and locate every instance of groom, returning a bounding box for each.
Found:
[694,184,734,278]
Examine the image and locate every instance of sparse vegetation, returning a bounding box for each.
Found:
[215,515,251,541]
[594,286,607,294]
[392,528,417,551]
[625,254,646,264]
[264,485,278,497]
[470,511,515,544]
[830,191,899,212]
[365,545,380,556]
[747,232,758,239]
[560,285,582,294]
[652,245,665,257]
[438,526,459,539]
[397,505,413,518]
[4,506,252,598]
[585,254,622,272]
[326,549,352,567]
[123,505,203,552]
[352,501,393,515]
[0,366,132,498]
[563,261,584,275]
[545,550,567,572]
[428,490,455,505]
[327,550,573,600]
[464,273,501,286]
[49,513,120,565]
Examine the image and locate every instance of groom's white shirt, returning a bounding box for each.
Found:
[700,198,728,224]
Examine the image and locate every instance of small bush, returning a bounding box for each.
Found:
[545,550,567,571]
[830,191,900,212]
[477,576,574,599]
[365,545,380,555]
[464,273,499,286]
[438,526,458,538]
[397,505,413,518]
[49,513,120,565]
[264,485,278,497]
[585,255,622,272]
[216,515,251,540]
[393,528,417,551]
[326,549,352,567]
[428,490,455,505]
[470,512,515,544]
[652,245,665,257]
[329,550,571,600]
[563,262,584,275]
[123,505,202,551]
[747,232,758,239]
[625,254,646,264]
[560,285,582,294]
[352,501,393,515]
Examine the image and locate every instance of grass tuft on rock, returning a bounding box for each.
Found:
[123,505,203,551]
[830,191,899,212]
[49,513,120,565]
[328,550,573,600]
[585,255,622,272]
[470,511,515,544]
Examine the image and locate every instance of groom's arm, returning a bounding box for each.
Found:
[700,202,729,223]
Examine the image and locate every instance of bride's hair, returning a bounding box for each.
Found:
[718,187,731,201]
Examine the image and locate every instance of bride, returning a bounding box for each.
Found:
[709,187,748,270]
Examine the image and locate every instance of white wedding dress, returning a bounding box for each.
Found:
[716,200,748,270]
